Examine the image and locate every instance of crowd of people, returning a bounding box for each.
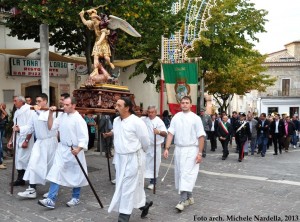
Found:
[0,95,206,222]
[199,110,300,162]
[1,93,300,222]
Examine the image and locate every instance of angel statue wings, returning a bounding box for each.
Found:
[79,7,141,84]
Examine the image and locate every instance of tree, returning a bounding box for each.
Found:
[2,0,184,78]
[205,54,276,112]
[188,0,275,111]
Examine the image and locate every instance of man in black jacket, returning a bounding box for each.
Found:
[233,113,251,162]
[230,111,238,152]
[208,114,218,151]
[256,113,270,157]
[269,114,284,155]
[217,115,232,160]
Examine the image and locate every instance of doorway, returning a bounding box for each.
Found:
[25,85,55,106]
[289,107,299,117]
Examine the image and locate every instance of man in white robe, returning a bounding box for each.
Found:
[163,96,205,212]
[141,105,167,190]
[104,97,152,222]
[7,96,34,186]
[38,97,89,209]
[14,93,58,199]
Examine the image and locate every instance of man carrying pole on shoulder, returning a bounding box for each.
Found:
[38,96,89,209]
[7,96,34,187]
[14,93,58,199]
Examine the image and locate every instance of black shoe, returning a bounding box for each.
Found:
[261,154,265,157]
[273,153,278,155]
[141,201,153,218]
[11,179,25,186]
[222,156,226,160]
[251,153,254,155]
[210,149,215,152]
[257,150,261,154]
[238,159,242,162]
[202,153,206,158]
[118,213,131,222]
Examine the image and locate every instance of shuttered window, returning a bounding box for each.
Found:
[282,79,290,96]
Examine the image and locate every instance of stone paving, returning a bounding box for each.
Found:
[1,142,300,222]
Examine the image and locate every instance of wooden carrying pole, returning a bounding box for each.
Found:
[106,149,112,182]
[30,107,117,115]
[70,146,104,208]
[10,119,17,195]
[153,133,156,194]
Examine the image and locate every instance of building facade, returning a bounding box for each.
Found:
[257,41,300,116]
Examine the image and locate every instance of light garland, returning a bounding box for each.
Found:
[162,0,216,63]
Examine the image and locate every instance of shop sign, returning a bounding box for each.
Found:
[10,58,68,77]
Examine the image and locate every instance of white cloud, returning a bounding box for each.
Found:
[249,0,300,54]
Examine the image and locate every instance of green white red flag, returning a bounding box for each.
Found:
[162,63,198,115]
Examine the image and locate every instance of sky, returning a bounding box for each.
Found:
[249,0,300,54]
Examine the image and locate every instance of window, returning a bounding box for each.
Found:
[282,79,290,96]
[3,89,15,103]
[290,107,299,117]
[268,107,278,116]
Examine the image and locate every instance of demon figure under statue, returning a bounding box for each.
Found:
[79,7,141,84]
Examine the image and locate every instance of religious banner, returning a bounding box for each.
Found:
[162,63,198,115]
[10,58,68,77]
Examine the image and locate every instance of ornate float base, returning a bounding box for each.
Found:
[73,84,140,113]
[81,83,130,92]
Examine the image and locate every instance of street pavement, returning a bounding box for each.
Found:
[1,141,300,222]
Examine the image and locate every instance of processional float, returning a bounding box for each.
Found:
[74,6,142,114]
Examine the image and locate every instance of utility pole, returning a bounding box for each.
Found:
[40,24,49,97]
[199,63,205,111]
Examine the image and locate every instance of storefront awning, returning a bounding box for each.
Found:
[66,57,145,68]
[0,48,144,67]
[0,48,87,65]
[113,59,144,67]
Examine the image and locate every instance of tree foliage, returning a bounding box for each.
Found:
[188,0,275,112]
[2,0,276,104]
[2,0,184,79]
[205,54,276,111]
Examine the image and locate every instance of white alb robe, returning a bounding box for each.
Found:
[108,114,150,215]
[13,103,34,170]
[20,110,58,185]
[141,116,167,178]
[46,111,89,187]
[168,111,206,193]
